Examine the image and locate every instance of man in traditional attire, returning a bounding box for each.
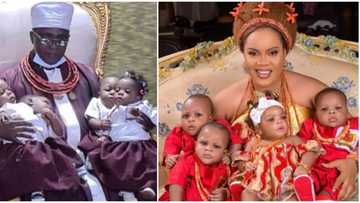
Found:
[0,2,106,200]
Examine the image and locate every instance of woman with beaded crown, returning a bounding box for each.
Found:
[213,2,357,200]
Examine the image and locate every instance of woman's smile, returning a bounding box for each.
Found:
[255,69,272,79]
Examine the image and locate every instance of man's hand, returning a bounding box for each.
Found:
[40,108,56,120]
[128,108,155,132]
[100,119,112,130]
[97,136,110,142]
[0,117,35,144]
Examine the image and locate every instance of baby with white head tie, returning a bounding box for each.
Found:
[232,97,323,201]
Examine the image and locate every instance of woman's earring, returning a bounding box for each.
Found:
[283,60,293,70]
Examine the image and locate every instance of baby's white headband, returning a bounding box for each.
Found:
[249,97,284,125]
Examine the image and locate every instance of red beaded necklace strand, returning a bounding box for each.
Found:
[20,54,80,95]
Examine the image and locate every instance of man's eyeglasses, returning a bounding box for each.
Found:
[32,31,69,47]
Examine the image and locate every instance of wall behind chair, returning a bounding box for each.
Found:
[104,3,157,106]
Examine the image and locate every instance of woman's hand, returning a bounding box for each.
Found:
[165,154,180,169]
[0,116,35,143]
[209,188,228,201]
[293,165,308,177]
[240,122,250,140]
[231,148,241,162]
[222,154,231,165]
[230,144,243,163]
[322,158,358,200]
[245,162,256,171]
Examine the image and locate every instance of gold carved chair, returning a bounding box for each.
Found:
[0,1,110,77]
[158,33,358,197]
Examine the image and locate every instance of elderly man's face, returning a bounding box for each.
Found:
[30,28,70,65]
